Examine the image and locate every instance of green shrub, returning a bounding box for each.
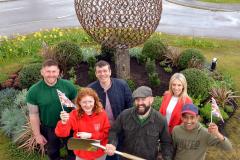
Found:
[181,68,212,100]
[54,41,83,75]
[126,79,136,92]
[200,103,228,123]
[81,47,98,62]
[148,72,161,87]
[18,63,42,89]
[159,61,167,67]
[222,74,235,89]
[192,95,205,107]
[142,37,167,61]
[178,48,205,70]
[152,96,163,111]
[0,88,19,117]
[87,56,97,68]
[88,67,96,82]
[68,67,81,89]
[164,66,173,73]
[129,47,145,64]
[129,47,142,58]
[97,45,115,62]
[145,58,156,74]
[224,105,234,113]
[68,67,77,84]
[209,70,235,90]
[137,54,147,64]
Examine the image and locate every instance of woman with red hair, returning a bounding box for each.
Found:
[55,87,110,160]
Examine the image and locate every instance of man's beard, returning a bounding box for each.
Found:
[136,104,151,115]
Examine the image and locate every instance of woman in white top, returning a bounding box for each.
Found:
[159,73,192,133]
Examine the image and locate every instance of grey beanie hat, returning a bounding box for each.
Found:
[132,86,152,99]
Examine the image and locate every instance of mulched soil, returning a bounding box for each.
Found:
[75,58,177,96]
[0,58,177,97]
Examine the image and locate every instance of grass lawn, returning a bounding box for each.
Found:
[200,0,240,3]
[0,130,47,160]
[0,56,41,83]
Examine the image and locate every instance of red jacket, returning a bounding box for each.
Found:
[55,109,110,160]
[159,91,192,133]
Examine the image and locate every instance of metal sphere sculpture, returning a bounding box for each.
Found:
[74,0,163,49]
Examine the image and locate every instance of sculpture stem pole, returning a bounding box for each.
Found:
[114,48,130,79]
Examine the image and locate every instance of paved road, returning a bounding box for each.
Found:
[0,0,240,39]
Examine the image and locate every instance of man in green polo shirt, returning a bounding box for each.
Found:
[26,59,77,160]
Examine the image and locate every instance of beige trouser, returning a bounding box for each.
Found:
[76,154,107,160]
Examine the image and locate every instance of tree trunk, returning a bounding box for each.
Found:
[114,48,130,79]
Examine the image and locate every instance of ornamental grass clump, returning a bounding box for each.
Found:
[0,88,19,117]
[209,86,240,109]
[163,46,181,67]
[13,114,45,156]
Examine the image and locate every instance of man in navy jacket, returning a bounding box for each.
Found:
[88,60,132,160]
[88,60,132,125]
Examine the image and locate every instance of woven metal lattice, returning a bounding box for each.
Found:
[74,0,162,49]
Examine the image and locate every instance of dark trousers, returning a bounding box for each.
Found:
[106,154,120,160]
[105,134,123,160]
[41,125,75,160]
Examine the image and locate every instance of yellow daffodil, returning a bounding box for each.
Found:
[59,32,63,37]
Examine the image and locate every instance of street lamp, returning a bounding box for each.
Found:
[210,57,217,71]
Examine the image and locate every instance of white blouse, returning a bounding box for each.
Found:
[166,96,179,124]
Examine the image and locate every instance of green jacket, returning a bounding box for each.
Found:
[108,107,173,160]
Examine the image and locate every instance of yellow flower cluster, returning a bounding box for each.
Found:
[0,35,8,41]
[17,35,26,42]
[52,27,60,32]
[34,32,42,38]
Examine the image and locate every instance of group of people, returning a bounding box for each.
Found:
[26,59,232,160]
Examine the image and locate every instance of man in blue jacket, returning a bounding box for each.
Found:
[88,60,132,125]
[88,60,132,160]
